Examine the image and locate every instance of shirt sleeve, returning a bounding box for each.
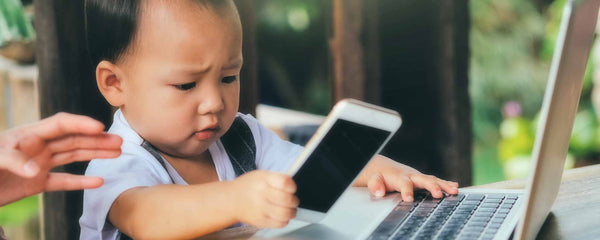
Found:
[237,113,304,173]
[79,141,172,240]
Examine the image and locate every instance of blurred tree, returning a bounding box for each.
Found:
[256,0,331,114]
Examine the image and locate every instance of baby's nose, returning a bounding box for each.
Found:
[197,91,225,115]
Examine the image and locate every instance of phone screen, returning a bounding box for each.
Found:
[293,119,391,213]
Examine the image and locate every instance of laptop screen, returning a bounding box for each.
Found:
[293,119,391,213]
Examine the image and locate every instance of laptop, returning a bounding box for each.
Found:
[252,0,599,239]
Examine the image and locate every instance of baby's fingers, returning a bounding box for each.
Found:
[389,174,414,202]
[410,174,444,198]
[267,189,299,208]
[266,173,296,193]
[439,180,459,195]
[266,205,297,224]
[367,173,386,197]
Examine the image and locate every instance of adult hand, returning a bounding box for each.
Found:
[0,112,122,206]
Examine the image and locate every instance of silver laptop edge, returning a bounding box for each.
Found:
[515,1,600,239]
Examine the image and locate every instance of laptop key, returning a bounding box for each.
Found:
[473,211,494,217]
[465,194,485,201]
[500,204,513,209]
[470,216,491,222]
[480,203,500,208]
[368,206,412,237]
[445,193,465,200]
[461,200,481,205]
[476,208,496,213]
[505,195,519,200]
[488,223,502,229]
[485,194,505,199]
[420,202,439,208]
[483,199,502,204]
[497,209,510,214]
[399,201,419,206]
[367,235,389,240]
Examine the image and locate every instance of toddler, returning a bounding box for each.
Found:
[79,1,459,239]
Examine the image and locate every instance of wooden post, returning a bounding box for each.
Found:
[234,0,258,116]
[329,0,380,104]
[330,0,365,101]
[34,0,113,239]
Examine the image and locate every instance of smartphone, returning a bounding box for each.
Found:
[286,99,402,223]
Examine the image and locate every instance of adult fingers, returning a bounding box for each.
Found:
[52,149,122,167]
[410,174,444,198]
[0,148,39,177]
[266,172,296,194]
[19,113,105,141]
[46,133,123,154]
[367,172,386,197]
[44,173,104,192]
[17,135,46,157]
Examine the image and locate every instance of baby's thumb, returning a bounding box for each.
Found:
[0,148,39,178]
[367,172,386,197]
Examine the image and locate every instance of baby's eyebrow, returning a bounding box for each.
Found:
[173,64,212,76]
[224,58,243,70]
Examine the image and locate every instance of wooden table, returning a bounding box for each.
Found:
[199,164,600,240]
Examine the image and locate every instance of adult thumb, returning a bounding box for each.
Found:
[0,148,39,177]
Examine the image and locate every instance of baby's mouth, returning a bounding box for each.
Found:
[193,125,220,141]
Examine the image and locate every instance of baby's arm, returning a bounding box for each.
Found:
[354,155,459,201]
[108,171,298,239]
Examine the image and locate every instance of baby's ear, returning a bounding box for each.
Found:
[96,60,125,107]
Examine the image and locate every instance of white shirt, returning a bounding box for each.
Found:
[79,110,303,240]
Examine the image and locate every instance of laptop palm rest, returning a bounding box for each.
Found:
[252,188,400,239]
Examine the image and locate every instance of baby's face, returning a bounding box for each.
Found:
[117,1,242,159]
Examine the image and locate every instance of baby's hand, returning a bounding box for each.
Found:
[231,170,298,228]
[357,156,459,201]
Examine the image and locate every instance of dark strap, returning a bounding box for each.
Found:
[141,141,175,183]
[118,117,256,240]
[220,117,257,176]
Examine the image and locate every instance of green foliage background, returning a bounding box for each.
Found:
[471,0,599,184]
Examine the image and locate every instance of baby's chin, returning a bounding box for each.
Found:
[155,141,214,160]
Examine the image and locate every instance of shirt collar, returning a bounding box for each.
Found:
[108,109,145,145]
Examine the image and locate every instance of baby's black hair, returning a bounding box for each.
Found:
[84,0,234,66]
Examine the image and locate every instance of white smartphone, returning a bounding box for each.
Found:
[286,99,402,223]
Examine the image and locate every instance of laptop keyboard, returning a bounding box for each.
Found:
[367,192,519,240]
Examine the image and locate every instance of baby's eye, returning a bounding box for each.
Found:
[174,82,196,91]
[222,76,237,84]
